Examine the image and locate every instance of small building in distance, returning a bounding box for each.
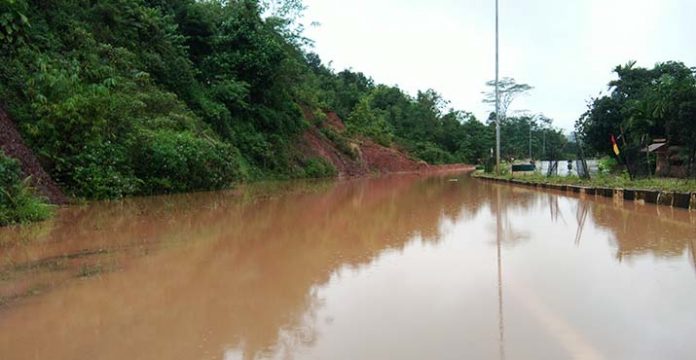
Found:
[642,139,686,178]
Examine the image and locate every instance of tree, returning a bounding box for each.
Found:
[482,77,533,121]
[260,0,311,47]
[346,96,393,146]
[456,117,494,164]
[576,61,696,177]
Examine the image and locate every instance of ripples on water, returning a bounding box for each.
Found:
[0,173,695,359]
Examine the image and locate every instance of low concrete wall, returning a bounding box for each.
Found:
[475,175,695,211]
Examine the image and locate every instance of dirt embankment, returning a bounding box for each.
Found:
[299,109,473,177]
[0,107,67,204]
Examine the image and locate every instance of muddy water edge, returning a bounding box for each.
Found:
[1,172,695,360]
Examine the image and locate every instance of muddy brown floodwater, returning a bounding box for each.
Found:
[1,172,696,360]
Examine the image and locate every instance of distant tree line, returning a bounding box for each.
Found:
[305,62,571,164]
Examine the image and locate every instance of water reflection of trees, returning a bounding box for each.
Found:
[477,182,696,263]
[588,202,696,261]
[3,176,693,359]
[0,173,479,360]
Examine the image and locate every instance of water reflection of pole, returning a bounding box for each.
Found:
[548,194,558,222]
[574,201,589,246]
[548,194,567,225]
[690,238,696,277]
[496,186,505,360]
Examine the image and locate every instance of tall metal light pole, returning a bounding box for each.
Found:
[529,121,532,160]
[495,0,501,174]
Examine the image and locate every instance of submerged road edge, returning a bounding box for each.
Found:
[473,173,696,211]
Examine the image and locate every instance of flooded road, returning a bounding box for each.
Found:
[1,172,695,359]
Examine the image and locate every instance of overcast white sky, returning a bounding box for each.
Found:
[300,0,696,132]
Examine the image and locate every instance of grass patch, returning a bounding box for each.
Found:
[478,171,696,193]
[0,152,54,226]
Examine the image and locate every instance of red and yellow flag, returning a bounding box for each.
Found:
[610,135,620,156]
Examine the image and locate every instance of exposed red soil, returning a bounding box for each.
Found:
[0,107,68,204]
[324,111,346,132]
[298,110,473,177]
[300,106,345,132]
[360,140,427,173]
[300,127,367,177]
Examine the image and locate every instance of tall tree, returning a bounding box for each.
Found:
[482,77,533,121]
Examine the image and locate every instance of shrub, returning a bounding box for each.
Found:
[69,142,141,199]
[320,127,357,159]
[0,151,53,226]
[131,129,241,194]
[408,141,455,164]
[311,108,328,127]
[0,0,30,51]
[302,157,337,178]
[598,156,619,174]
[346,97,394,146]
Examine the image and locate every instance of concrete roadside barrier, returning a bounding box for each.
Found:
[473,174,695,211]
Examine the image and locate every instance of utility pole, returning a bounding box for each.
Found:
[495,0,501,175]
[528,121,532,160]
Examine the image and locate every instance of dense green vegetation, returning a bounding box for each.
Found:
[0,151,53,225]
[1,0,342,200]
[0,0,570,206]
[577,61,696,178]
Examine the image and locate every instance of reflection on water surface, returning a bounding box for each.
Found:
[0,173,695,359]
